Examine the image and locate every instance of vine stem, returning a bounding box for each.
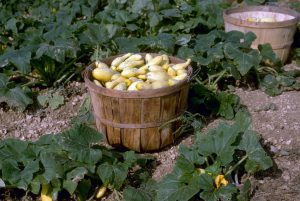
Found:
[15,72,40,79]
[225,155,248,177]
[212,69,227,85]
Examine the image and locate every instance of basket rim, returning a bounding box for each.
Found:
[223,5,300,28]
[83,53,193,99]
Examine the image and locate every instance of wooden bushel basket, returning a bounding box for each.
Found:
[83,54,192,152]
[223,6,300,63]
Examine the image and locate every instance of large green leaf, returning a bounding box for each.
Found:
[200,184,237,201]
[60,124,103,164]
[239,130,273,173]
[97,162,128,190]
[0,48,31,73]
[155,172,202,201]
[0,139,29,162]
[36,40,78,63]
[0,85,33,110]
[40,152,64,182]
[224,43,261,75]
[217,92,240,119]
[1,159,39,190]
[131,0,154,13]
[196,123,239,166]
[79,23,109,45]
[124,185,154,201]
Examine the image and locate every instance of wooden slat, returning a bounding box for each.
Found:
[177,85,189,113]
[119,99,142,124]
[141,98,161,123]
[141,128,160,151]
[159,94,179,148]
[122,128,141,152]
[160,94,179,121]
[111,98,121,146]
[160,125,174,148]
[140,98,161,151]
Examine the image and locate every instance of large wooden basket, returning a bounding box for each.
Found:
[83,54,192,152]
[223,6,300,63]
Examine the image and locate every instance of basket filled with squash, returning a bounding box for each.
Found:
[83,53,193,152]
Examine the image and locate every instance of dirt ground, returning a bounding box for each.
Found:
[0,81,299,201]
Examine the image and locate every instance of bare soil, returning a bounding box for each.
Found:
[0,82,299,201]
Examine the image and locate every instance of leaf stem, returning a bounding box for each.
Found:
[225,155,248,176]
[213,70,227,85]
[15,72,40,80]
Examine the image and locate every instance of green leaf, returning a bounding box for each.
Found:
[177,47,194,60]
[5,18,18,33]
[115,37,140,53]
[63,180,78,195]
[36,40,78,63]
[0,48,32,73]
[258,43,281,65]
[237,179,251,201]
[176,34,192,46]
[260,74,282,96]
[60,124,103,164]
[177,145,205,169]
[49,93,64,110]
[30,176,41,194]
[123,151,138,168]
[194,32,218,52]
[233,109,252,132]
[197,122,239,166]
[0,138,29,162]
[79,23,109,45]
[0,179,5,188]
[239,130,273,173]
[97,163,128,190]
[161,8,181,18]
[76,179,92,201]
[40,152,64,182]
[0,85,33,110]
[1,159,39,190]
[224,43,261,75]
[0,73,9,88]
[37,94,49,107]
[155,173,202,201]
[148,12,161,27]
[105,24,119,38]
[200,184,237,201]
[131,0,154,13]
[124,186,153,201]
[217,92,240,119]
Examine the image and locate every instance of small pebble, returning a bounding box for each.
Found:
[270,145,279,153]
[282,171,290,181]
[285,139,292,145]
[279,150,289,156]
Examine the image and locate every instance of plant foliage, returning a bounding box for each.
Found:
[124,110,273,201]
[0,124,152,200]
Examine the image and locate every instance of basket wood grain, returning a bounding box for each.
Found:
[83,53,192,152]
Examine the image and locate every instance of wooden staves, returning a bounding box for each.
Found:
[84,53,192,152]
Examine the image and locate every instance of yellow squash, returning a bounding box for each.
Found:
[111,53,132,67]
[92,67,114,82]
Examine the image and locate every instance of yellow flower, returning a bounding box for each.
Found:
[215,175,228,189]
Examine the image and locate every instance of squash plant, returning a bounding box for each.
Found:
[124,110,273,201]
[0,124,152,200]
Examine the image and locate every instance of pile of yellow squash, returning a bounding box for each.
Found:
[92,53,191,91]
